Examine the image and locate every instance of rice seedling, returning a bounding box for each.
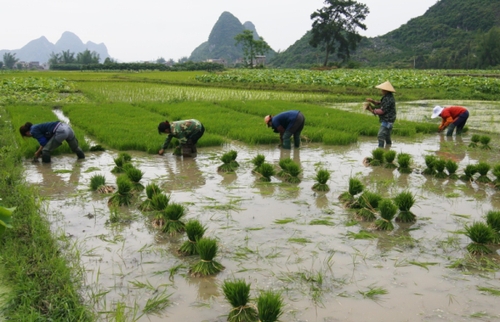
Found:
[492,164,500,188]
[355,190,382,221]
[312,169,330,191]
[150,193,170,211]
[222,278,258,322]
[108,175,133,206]
[486,210,500,243]
[480,135,491,150]
[477,286,500,296]
[257,291,284,322]
[218,150,239,172]
[468,134,480,148]
[251,154,265,170]
[256,162,275,182]
[125,166,144,191]
[339,177,364,208]
[394,191,416,223]
[369,148,385,166]
[111,155,127,173]
[384,150,397,169]
[358,285,388,300]
[139,182,162,211]
[460,164,478,181]
[422,154,437,175]
[0,205,15,237]
[475,162,491,183]
[445,159,459,179]
[190,237,224,276]
[277,158,293,177]
[464,221,494,255]
[283,162,301,184]
[375,199,398,231]
[397,153,412,173]
[161,202,186,235]
[89,174,106,191]
[433,158,447,179]
[178,219,207,255]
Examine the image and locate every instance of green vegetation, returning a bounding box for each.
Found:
[179,219,207,256]
[312,169,330,192]
[222,278,258,322]
[464,222,494,255]
[190,237,224,276]
[139,182,162,211]
[89,174,106,191]
[257,291,284,322]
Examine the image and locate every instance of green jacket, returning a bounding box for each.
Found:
[162,119,202,149]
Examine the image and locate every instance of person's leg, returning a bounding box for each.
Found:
[293,131,301,148]
[41,137,62,163]
[377,126,387,148]
[61,125,85,159]
[385,128,393,146]
[454,112,469,135]
[446,123,456,136]
[282,131,292,149]
[289,113,305,148]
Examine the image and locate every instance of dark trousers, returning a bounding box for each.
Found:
[283,112,305,149]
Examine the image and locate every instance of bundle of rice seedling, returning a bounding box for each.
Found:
[222,279,258,322]
[422,155,437,175]
[384,150,397,169]
[161,202,186,235]
[460,164,478,181]
[375,199,397,231]
[434,158,447,179]
[283,162,301,184]
[190,237,224,276]
[90,174,106,191]
[251,154,265,170]
[480,135,491,150]
[394,191,416,223]
[486,210,500,243]
[218,150,239,172]
[119,152,132,162]
[257,290,284,322]
[139,183,162,211]
[89,144,105,151]
[312,169,330,192]
[445,159,459,179]
[397,153,412,173]
[464,221,494,255]
[475,162,491,183]
[339,177,364,208]
[256,162,275,182]
[108,175,133,206]
[125,166,144,191]
[355,190,382,221]
[468,134,480,148]
[277,158,293,177]
[150,193,170,211]
[111,155,126,173]
[369,148,384,166]
[178,219,206,255]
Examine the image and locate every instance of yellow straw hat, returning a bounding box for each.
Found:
[375,81,396,93]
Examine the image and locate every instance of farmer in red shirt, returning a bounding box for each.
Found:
[431,105,469,136]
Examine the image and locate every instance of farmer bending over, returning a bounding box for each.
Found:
[431,105,469,136]
[264,110,305,149]
[158,119,205,157]
[365,81,397,148]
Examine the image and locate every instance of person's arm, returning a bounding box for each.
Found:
[34,145,43,158]
[159,134,173,155]
[438,117,454,132]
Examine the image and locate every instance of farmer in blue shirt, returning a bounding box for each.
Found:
[19,121,85,163]
[264,110,305,149]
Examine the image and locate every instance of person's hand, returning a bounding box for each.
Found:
[158,149,165,155]
[34,151,40,158]
[366,98,374,103]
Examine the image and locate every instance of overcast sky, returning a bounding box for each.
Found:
[1,0,438,62]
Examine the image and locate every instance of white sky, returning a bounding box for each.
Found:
[1,0,438,62]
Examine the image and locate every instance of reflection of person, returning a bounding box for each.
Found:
[158,119,205,156]
[19,121,85,163]
[264,110,305,149]
[365,81,397,148]
[431,105,469,136]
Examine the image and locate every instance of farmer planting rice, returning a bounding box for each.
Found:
[364,81,397,148]
[19,121,85,163]
[431,105,469,136]
[264,110,305,149]
[158,119,205,157]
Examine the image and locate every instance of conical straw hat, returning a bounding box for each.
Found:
[375,81,396,93]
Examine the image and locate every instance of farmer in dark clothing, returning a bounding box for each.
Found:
[158,119,205,157]
[431,105,469,136]
[19,121,85,163]
[365,81,397,148]
[264,110,305,149]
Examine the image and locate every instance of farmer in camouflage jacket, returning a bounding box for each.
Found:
[158,119,205,156]
[365,81,397,148]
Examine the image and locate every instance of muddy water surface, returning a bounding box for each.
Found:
[25,132,500,322]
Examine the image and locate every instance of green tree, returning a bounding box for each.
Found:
[0,61,3,69]
[234,29,271,68]
[61,50,76,63]
[310,0,369,66]
[104,57,117,64]
[156,57,166,64]
[478,26,500,67]
[76,50,100,64]
[3,52,19,69]
[48,52,61,65]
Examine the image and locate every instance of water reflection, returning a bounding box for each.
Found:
[162,157,206,192]
[27,159,83,196]
[435,135,466,163]
[186,276,220,301]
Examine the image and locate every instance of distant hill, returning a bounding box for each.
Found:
[189,11,276,64]
[0,31,110,65]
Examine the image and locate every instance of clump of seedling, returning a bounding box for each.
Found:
[468,134,480,148]
[369,148,385,166]
[445,159,459,180]
[190,237,224,276]
[161,202,186,235]
[384,150,397,169]
[257,290,284,322]
[486,210,500,244]
[312,169,330,192]
[111,152,132,174]
[339,177,364,208]
[433,158,447,179]
[139,182,161,211]
[150,193,170,211]
[492,164,500,189]
[394,191,416,223]
[480,135,491,150]
[422,155,437,175]
[281,160,301,184]
[178,219,207,255]
[89,144,105,151]
[255,162,275,182]
[475,162,491,183]
[89,174,106,191]
[108,175,133,206]
[460,164,477,182]
[218,150,239,172]
[277,158,294,177]
[397,153,412,173]
[222,278,258,322]
[355,190,382,222]
[251,154,266,171]
[374,199,398,231]
[125,166,144,191]
[464,221,494,255]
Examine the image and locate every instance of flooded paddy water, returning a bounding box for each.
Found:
[24,100,500,322]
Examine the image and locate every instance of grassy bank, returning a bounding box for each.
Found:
[0,106,92,321]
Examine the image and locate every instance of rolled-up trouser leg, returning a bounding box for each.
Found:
[42,137,63,163]
[293,131,301,148]
[446,123,456,136]
[282,131,292,149]
[377,126,390,148]
[181,144,193,157]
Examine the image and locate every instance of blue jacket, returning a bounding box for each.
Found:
[271,110,299,133]
[30,121,60,146]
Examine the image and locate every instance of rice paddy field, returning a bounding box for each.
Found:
[2,69,500,321]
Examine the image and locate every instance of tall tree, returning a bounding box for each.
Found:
[61,50,76,64]
[48,52,61,65]
[310,0,369,66]
[76,50,100,64]
[3,52,19,69]
[478,26,500,68]
[234,29,271,68]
